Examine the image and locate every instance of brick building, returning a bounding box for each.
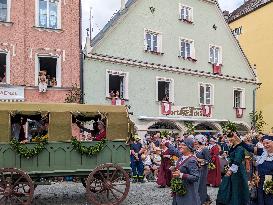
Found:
[0,0,81,102]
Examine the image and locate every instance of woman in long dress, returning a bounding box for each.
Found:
[157,142,172,187]
[216,132,249,205]
[167,138,201,205]
[207,137,221,187]
[241,135,273,205]
[195,134,211,204]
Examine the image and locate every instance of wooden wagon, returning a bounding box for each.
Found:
[0,102,133,205]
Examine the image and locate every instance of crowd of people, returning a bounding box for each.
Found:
[129,131,273,205]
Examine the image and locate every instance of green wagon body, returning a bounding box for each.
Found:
[0,141,130,177]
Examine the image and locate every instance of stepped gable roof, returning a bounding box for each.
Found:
[228,0,273,23]
[91,0,137,47]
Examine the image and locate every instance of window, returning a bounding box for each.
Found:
[37,0,60,29]
[156,77,174,102]
[106,70,128,99]
[35,56,61,87]
[0,52,9,84]
[233,88,245,108]
[179,4,193,23]
[180,38,195,59]
[199,83,214,105]
[209,45,222,65]
[0,0,10,22]
[144,29,162,53]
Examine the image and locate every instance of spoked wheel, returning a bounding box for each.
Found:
[86,163,130,205]
[0,168,34,205]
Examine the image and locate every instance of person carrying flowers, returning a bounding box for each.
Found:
[166,138,201,205]
[240,134,273,205]
[216,131,249,205]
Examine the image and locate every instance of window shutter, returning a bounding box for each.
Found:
[106,70,110,97]
[186,42,191,58]
[241,89,245,108]
[144,30,148,50]
[189,8,193,22]
[211,84,214,105]
[170,79,174,103]
[219,47,223,65]
[181,7,185,19]
[191,42,196,59]
[158,33,163,53]
[125,72,129,99]
[156,77,159,101]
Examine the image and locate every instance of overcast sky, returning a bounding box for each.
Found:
[81,0,244,43]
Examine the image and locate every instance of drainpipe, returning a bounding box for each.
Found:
[79,0,84,104]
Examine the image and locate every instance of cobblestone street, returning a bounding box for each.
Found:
[32,182,218,205]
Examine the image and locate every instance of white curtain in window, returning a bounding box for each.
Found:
[49,1,57,28]
[39,0,47,27]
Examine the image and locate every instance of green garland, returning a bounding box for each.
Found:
[71,137,106,156]
[221,121,237,134]
[170,178,187,196]
[264,180,273,195]
[10,138,48,159]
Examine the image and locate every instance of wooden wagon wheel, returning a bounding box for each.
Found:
[86,163,130,205]
[0,168,34,205]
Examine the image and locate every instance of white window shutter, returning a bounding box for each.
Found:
[211,84,215,105]
[219,47,223,65]
[241,89,246,108]
[159,34,163,53]
[170,79,174,103]
[144,30,148,50]
[199,84,204,104]
[191,42,195,59]
[106,70,110,97]
[125,72,129,99]
[156,77,159,101]
[190,8,193,22]
[209,46,214,63]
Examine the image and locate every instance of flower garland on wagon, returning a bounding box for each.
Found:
[71,137,106,156]
[10,135,48,159]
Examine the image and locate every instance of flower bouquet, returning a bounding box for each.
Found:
[208,162,216,170]
[170,178,187,196]
[264,175,273,195]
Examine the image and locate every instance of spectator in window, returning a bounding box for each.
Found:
[38,70,48,92]
[94,121,106,141]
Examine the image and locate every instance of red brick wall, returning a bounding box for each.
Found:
[0,0,80,102]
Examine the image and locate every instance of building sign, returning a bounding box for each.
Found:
[161,105,212,118]
[0,86,25,101]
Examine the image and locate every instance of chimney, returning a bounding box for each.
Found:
[121,0,125,11]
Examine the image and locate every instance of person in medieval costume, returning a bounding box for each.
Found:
[216,132,249,205]
[166,138,201,205]
[156,140,172,188]
[195,134,212,204]
[240,135,273,205]
[207,137,221,187]
[130,135,145,183]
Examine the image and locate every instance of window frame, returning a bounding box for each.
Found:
[106,70,129,100]
[179,37,195,59]
[209,44,222,65]
[156,77,174,103]
[35,0,62,29]
[0,51,10,84]
[0,0,11,22]
[233,88,245,108]
[178,4,193,23]
[144,29,163,54]
[198,82,214,106]
[35,54,62,87]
